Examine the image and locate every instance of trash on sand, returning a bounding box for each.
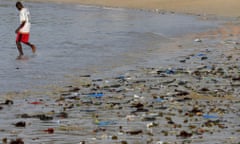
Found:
[88,93,104,98]
[80,109,96,113]
[115,75,125,80]
[154,98,164,102]
[29,101,43,105]
[196,53,206,57]
[79,141,86,144]
[44,128,54,134]
[95,120,117,126]
[39,114,53,121]
[14,121,26,127]
[156,141,164,144]
[0,99,14,105]
[9,138,24,144]
[56,112,68,118]
[126,130,143,135]
[201,56,208,60]
[165,69,175,74]
[177,130,192,138]
[146,122,158,128]
[194,38,202,42]
[202,114,218,119]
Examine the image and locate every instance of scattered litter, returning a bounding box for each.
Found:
[13,121,26,127]
[95,121,117,126]
[88,92,104,98]
[194,38,202,42]
[43,128,54,134]
[29,101,43,105]
[203,114,218,119]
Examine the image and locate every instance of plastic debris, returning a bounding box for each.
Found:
[155,98,164,102]
[194,38,202,42]
[44,128,54,134]
[88,92,104,98]
[203,114,218,119]
[29,101,43,105]
[95,121,117,126]
[165,69,175,74]
[14,121,26,127]
[126,130,143,135]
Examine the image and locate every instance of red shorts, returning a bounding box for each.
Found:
[16,32,30,43]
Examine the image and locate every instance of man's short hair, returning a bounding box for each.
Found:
[16,1,23,8]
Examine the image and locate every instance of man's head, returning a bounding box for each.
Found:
[16,1,24,11]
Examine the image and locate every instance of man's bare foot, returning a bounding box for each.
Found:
[16,55,24,60]
[31,45,36,53]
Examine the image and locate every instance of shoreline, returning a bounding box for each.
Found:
[26,0,240,17]
[3,0,240,97]
[1,1,240,143]
[1,23,240,143]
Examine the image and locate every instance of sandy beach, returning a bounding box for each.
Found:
[0,0,240,143]
[27,0,240,17]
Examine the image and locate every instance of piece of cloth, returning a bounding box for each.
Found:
[16,32,30,43]
[19,8,31,33]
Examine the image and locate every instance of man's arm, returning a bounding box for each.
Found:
[15,21,25,33]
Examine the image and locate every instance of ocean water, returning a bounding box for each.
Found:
[0,0,221,94]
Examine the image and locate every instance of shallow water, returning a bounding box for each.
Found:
[0,0,221,94]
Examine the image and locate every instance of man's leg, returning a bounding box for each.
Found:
[25,42,36,53]
[16,41,24,57]
[16,33,24,57]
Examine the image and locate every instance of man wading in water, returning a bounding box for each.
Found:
[15,1,36,59]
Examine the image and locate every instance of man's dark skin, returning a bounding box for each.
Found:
[15,2,36,58]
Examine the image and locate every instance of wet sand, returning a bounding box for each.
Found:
[1,26,240,143]
[27,0,240,17]
[1,0,240,144]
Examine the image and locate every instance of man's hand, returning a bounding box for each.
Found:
[15,21,25,34]
[15,29,19,34]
